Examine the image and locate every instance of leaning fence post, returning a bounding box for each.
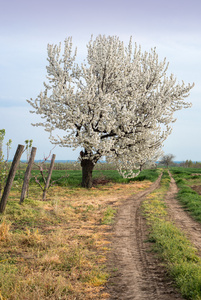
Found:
[0,144,24,213]
[20,147,37,204]
[42,154,56,201]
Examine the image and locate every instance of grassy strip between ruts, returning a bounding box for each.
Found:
[142,170,201,300]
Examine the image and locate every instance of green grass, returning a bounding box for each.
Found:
[171,167,201,180]
[142,170,201,299]
[13,168,160,189]
[101,206,117,225]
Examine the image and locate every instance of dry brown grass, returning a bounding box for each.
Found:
[0,180,151,299]
[0,221,10,242]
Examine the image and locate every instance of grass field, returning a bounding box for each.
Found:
[14,167,160,189]
[0,167,157,299]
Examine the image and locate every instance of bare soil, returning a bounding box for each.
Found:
[191,184,201,195]
[105,174,184,300]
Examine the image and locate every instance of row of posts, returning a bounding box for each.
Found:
[0,144,56,213]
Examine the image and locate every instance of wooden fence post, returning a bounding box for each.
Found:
[0,144,24,213]
[20,147,37,204]
[42,154,56,201]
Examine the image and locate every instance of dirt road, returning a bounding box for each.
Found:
[165,172,201,256]
[106,174,184,300]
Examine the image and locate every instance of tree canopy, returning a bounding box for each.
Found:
[160,154,175,168]
[28,35,194,187]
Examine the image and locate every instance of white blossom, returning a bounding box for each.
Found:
[27,35,194,178]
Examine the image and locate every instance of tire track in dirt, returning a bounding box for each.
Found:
[165,172,201,255]
[106,174,183,300]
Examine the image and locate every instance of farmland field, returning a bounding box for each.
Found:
[1,166,201,299]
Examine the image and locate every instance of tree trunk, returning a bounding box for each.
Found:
[81,159,94,188]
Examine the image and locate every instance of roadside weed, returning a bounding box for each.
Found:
[102,206,117,225]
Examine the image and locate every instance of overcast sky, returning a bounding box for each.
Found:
[0,0,200,161]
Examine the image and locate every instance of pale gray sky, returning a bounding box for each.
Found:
[0,0,200,161]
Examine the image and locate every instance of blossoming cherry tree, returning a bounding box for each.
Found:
[28,35,194,188]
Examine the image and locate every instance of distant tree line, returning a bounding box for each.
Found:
[179,160,201,168]
[158,154,201,169]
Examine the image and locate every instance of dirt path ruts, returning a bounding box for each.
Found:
[106,174,183,300]
[165,172,201,255]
